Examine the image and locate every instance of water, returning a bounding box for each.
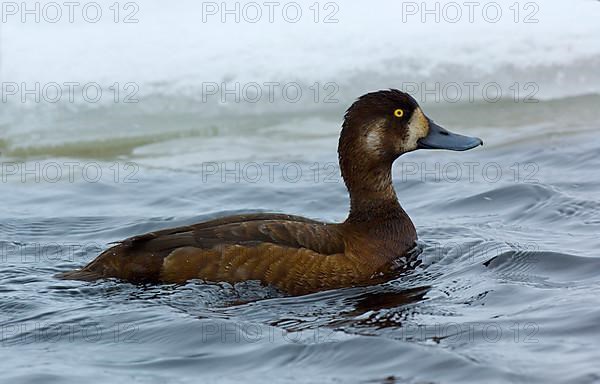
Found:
[2,94,600,383]
[2,0,600,383]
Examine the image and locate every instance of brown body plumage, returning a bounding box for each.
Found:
[58,90,482,295]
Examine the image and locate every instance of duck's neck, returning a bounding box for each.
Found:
[340,158,405,223]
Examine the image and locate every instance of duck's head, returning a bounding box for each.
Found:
[339,89,483,165]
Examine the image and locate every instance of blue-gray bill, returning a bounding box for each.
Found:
[417,119,483,151]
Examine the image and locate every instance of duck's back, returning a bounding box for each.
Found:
[57,213,386,295]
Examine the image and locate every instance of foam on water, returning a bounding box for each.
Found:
[1,0,600,159]
[1,0,600,99]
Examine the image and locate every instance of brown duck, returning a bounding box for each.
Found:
[58,90,482,295]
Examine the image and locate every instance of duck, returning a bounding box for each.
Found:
[58,89,482,296]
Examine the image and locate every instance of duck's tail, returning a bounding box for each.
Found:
[55,269,104,281]
[55,241,165,283]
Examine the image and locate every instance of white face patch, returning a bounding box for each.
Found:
[403,107,430,151]
[364,119,387,155]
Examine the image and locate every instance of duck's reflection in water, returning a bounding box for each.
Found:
[330,285,430,331]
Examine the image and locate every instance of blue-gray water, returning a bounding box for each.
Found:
[2,95,600,383]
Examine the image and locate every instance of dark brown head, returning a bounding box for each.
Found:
[339,89,482,166]
[338,89,482,208]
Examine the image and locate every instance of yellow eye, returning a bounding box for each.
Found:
[394,109,404,118]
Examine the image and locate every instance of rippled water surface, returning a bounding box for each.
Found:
[2,94,600,383]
